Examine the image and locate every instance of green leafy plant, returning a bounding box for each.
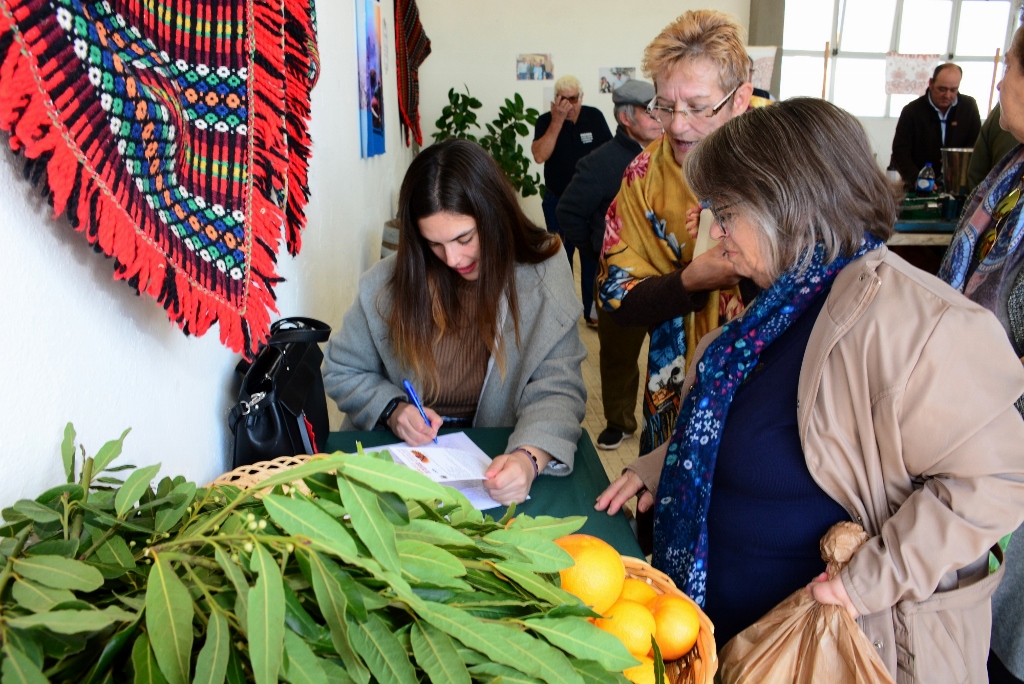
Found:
[0,425,639,683]
[432,87,482,144]
[433,86,543,198]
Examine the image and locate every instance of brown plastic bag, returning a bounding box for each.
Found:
[718,522,895,684]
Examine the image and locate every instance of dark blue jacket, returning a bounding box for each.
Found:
[556,125,644,261]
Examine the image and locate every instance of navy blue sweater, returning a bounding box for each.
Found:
[703,289,849,647]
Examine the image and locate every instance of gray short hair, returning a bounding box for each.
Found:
[613,103,637,127]
[684,98,897,280]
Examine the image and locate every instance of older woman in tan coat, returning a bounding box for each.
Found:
[597,98,1024,682]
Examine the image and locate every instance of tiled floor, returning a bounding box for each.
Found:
[577,316,649,488]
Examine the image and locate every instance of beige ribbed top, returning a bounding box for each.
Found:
[431,280,490,419]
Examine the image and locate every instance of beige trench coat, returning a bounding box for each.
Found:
[630,246,1024,683]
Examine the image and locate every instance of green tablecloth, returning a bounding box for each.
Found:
[323,428,643,557]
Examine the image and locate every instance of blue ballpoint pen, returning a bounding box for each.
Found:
[402,379,438,444]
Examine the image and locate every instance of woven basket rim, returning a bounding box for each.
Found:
[622,556,718,684]
[208,454,315,494]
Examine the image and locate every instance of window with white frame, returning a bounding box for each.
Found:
[779,0,1020,117]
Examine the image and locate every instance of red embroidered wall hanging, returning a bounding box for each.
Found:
[0,0,318,357]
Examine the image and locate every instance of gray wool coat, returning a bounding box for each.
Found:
[322,252,587,470]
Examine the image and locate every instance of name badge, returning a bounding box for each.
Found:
[580,132,594,144]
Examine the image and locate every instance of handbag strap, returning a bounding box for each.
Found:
[235,317,332,376]
[267,317,331,345]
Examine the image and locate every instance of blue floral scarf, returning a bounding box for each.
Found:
[652,234,883,604]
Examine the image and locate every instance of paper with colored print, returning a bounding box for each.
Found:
[371,432,507,509]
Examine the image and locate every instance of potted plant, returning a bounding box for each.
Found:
[433,87,543,198]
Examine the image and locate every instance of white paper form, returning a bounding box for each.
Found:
[368,432,513,510]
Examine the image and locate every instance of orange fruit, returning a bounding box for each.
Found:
[647,594,700,661]
[554,534,625,615]
[623,656,655,684]
[595,599,657,658]
[619,577,658,605]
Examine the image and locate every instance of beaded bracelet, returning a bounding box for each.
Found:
[513,447,540,479]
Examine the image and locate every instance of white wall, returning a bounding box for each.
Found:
[860,118,901,170]
[1,1,773,507]
[0,1,413,506]
[416,0,751,224]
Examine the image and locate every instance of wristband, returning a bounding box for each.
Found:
[513,447,539,479]
[377,397,406,429]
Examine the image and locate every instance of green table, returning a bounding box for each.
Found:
[323,428,644,557]
[889,218,956,247]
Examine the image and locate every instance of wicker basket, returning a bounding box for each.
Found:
[623,557,717,684]
[208,454,314,494]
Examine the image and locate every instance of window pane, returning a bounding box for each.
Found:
[960,60,1001,117]
[955,1,1010,57]
[839,0,897,53]
[783,0,834,51]
[780,55,829,100]
[890,93,917,117]
[833,58,887,116]
[898,0,952,55]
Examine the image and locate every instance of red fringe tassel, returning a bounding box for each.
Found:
[0,1,316,359]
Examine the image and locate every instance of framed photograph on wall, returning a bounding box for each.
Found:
[598,67,635,94]
[357,0,386,157]
[516,54,553,81]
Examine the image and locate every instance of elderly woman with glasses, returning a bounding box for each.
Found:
[597,98,1024,682]
[596,10,771,474]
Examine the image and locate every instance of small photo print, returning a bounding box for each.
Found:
[517,53,554,80]
[598,67,635,94]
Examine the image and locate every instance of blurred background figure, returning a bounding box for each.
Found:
[890,63,981,191]
[938,23,1024,684]
[532,75,612,326]
[967,103,1019,193]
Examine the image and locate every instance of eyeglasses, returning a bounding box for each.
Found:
[640,105,662,123]
[558,94,581,103]
[645,84,741,124]
[701,199,742,235]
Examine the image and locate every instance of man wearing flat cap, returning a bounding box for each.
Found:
[557,79,664,450]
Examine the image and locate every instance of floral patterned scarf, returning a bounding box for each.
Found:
[653,234,883,604]
[939,144,1024,324]
[597,135,746,454]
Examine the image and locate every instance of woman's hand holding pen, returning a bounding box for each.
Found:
[387,403,442,446]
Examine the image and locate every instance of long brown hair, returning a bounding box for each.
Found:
[387,139,561,399]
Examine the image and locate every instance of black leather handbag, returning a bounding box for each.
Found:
[229,317,332,469]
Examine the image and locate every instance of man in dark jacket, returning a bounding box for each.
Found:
[890,62,981,191]
[556,80,663,449]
